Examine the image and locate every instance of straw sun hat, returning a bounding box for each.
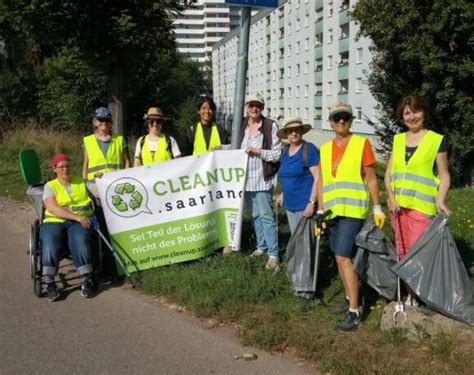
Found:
[276,117,312,139]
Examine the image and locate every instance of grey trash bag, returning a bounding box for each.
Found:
[286,217,316,299]
[392,214,474,326]
[353,217,398,300]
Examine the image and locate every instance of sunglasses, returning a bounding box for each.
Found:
[285,128,301,134]
[97,118,111,123]
[331,113,353,122]
[248,103,263,109]
[148,119,163,125]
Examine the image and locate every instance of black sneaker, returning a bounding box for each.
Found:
[46,282,60,302]
[81,277,96,298]
[336,311,362,333]
[332,297,350,314]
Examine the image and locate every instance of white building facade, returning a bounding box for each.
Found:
[173,0,256,63]
[212,0,380,146]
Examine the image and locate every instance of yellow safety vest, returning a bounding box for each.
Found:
[141,134,172,165]
[83,134,123,181]
[321,135,370,219]
[193,122,221,155]
[43,176,93,223]
[391,130,442,216]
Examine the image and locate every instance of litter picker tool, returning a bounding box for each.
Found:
[302,209,331,311]
[393,212,407,323]
[90,216,138,287]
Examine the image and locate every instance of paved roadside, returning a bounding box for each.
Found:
[0,198,316,374]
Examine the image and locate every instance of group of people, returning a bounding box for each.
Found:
[39,94,451,334]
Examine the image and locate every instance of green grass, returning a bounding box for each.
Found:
[2,126,474,374]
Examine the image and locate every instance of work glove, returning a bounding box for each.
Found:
[373,204,386,229]
[314,210,327,237]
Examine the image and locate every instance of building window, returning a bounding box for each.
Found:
[287,66,291,77]
[339,51,349,66]
[295,86,300,98]
[296,41,300,54]
[287,23,291,36]
[316,7,323,21]
[304,61,309,74]
[288,87,292,98]
[288,44,292,56]
[327,55,333,69]
[315,58,323,72]
[296,64,300,76]
[305,38,309,50]
[280,88,284,98]
[315,33,323,46]
[328,29,334,43]
[304,85,309,97]
[327,81,333,95]
[356,77,363,92]
[339,79,349,94]
[356,47,363,63]
[340,23,349,39]
[315,107,322,120]
[315,83,322,96]
[296,18,300,31]
[356,107,363,121]
[304,108,309,119]
[304,14,309,28]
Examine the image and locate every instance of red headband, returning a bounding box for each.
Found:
[51,153,70,168]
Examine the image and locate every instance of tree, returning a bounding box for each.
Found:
[351,0,474,185]
[1,0,182,133]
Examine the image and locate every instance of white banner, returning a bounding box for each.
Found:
[96,150,248,272]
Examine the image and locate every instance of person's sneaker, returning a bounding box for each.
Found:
[250,249,266,257]
[46,282,60,302]
[332,297,350,314]
[81,277,96,298]
[336,311,362,333]
[265,256,280,270]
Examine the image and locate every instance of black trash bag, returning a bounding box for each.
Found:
[353,217,398,300]
[286,217,317,299]
[392,214,474,326]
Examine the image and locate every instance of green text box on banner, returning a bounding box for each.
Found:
[110,208,238,272]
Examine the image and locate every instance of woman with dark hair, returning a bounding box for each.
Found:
[186,97,228,155]
[384,95,451,306]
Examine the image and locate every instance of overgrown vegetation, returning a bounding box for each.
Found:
[3,127,473,374]
[351,0,474,185]
[0,0,210,142]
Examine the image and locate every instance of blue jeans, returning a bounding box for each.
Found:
[40,221,94,276]
[285,210,305,235]
[245,189,278,257]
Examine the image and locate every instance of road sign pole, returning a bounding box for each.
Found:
[230,7,251,149]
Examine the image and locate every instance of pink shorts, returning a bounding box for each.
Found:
[390,208,433,258]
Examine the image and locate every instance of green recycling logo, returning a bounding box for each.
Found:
[105,178,152,218]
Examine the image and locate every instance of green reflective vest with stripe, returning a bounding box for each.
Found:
[321,135,370,219]
[84,134,123,181]
[43,176,93,223]
[391,130,442,216]
[141,134,172,165]
[193,122,221,155]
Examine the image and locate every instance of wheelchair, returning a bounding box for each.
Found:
[20,149,103,297]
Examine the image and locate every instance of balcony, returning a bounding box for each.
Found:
[339,10,349,24]
[338,65,349,80]
[315,71,323,82]
[315,21,324,34]
[315,46,323,59]
[339,37,349,52]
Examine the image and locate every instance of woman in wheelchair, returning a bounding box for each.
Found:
[40,153,96,301]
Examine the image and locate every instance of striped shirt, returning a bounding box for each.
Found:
[241,119,282,192]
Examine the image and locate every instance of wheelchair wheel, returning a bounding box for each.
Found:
[29,220,40,279]
[34,277,43,297]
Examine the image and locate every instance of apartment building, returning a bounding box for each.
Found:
[212,0,380,145]
[173,0,257,63]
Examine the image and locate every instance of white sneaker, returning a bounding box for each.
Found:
[250,249,266,257]
[265,256,280,270]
